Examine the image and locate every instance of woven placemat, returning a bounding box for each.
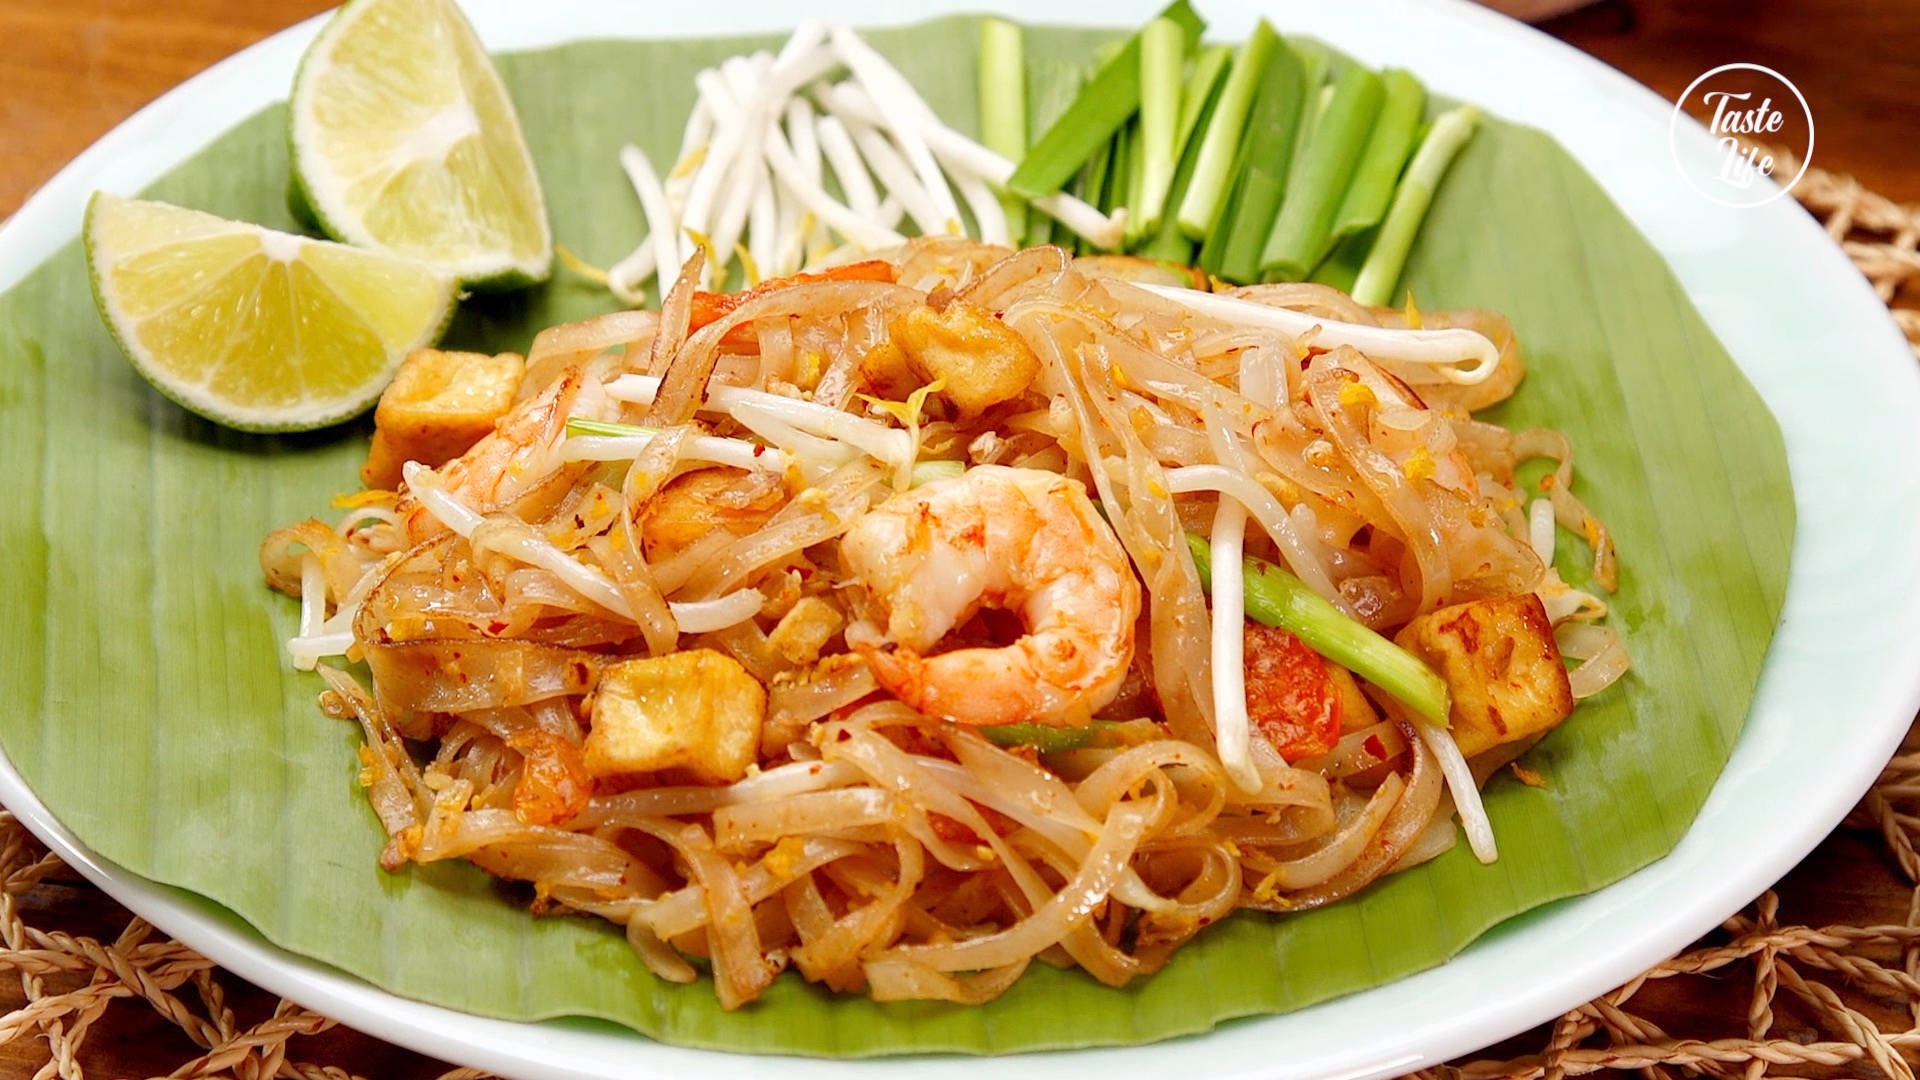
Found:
[3,157,1916,1080]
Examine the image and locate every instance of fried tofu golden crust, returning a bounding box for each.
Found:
[889,298,1040,417]
[585,649,767,785]
[1396,593,1574,758]
[362,348,525,490]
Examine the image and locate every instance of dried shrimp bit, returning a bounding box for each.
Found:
[505,728,592,827]
[839,464,1141,727]
[638,466,789,562]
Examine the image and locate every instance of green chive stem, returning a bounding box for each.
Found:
[1185,532,1450,727]
[1071,137,1116,255]
[566,418,659,438]
[978,18,1030,241]
[1176,45,1232,152]
[1210,38,1311,283]
[1024,66,1085,247]
[1257,64,1383,281]
[1350,105,1481,307]
[1173,18,1280,239]
[908,459,965,487]
[979,721,1107,754]
[1328,68,1427,243]
[1005,0,1204,199]
[1129,18,1186,239]
[1283,41,1332,183]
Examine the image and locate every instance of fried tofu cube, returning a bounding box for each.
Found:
[1395,593,1574,758]
[361,348,526,490]
[584,650,766,784]
[889,299,1039,417]
[856,339,921,401]
[767,596,845,666]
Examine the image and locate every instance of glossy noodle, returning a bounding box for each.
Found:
[262,238,1626,1007]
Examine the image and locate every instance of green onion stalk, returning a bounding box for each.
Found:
[1326,68,1427,244]
[1005,0,1204,200]
[1257,63,1383,281]
[1350,105,1482,306]
[1185,532,1450,727]
[1172,18,1280,240]
[978,18,1030,241]
[1208,37,1312,282]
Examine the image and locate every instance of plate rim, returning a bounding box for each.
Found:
[2,0,1918,1078]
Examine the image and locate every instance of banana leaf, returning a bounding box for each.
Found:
[0,17,1791,1056]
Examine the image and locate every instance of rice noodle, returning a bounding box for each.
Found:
[267,237,1627,1008]
[1514,428,1619,592]
[404,462,763,631]
[1558,623,1632,699]
[1166,464,1349,609]
[1136,282,1501,384]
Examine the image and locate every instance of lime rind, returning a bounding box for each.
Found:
[288,0,552,290]
[85,192,459,434]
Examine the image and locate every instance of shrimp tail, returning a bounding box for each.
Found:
[858,642,932,715]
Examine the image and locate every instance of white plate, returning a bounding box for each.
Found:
[3,1,1917,1077]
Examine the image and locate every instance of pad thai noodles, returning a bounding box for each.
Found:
[261,238,1627,1007]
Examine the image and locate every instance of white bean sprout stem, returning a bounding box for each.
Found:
[1164,464,1352,611]
[606,373,913,470]
[402,463,763,632]
[1207,502,1261,794]
[814,113,881,218]
[841,119,952,237]
[763,125,906,250]
[816,80,1122,250]
[1137,284,1501,384]
[611,144,680,304]
[828,26,962,232]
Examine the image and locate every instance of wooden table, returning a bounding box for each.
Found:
[1,1,1914,1076]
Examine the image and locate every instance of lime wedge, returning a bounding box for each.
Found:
[85,192,458,432]
[289,0,552,289]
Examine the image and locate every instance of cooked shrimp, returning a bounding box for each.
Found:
[398,364,619,543]
[839,464,1141,726]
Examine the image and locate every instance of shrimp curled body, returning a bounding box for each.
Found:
[839,465,1141,726]
[397,366,618,544]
